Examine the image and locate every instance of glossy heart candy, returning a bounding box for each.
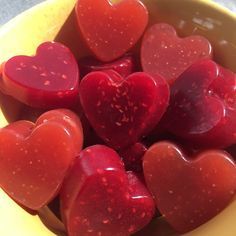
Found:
[76,0,148,62]
[163,59,236,148]
[60,145,155,236]
[36,109,84,154]
[79,70,169,149]
[79,54,137,78]
[141,23,212,84]
[0,109,83,210]
[143,141,236,233]
[1,42,79,108]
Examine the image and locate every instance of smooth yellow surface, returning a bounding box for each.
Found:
[0,0,77,64]
[0,0,236,235]
[185,198,236,236]
[0,189,56,236]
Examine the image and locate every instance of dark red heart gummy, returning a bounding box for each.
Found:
[79,54,137,78]
[0,109,83,210]
[141,23,212,84]
[226,145,236,160]
[60,145,155,236]
[1,42,79,109]
[80,111,105,147]
[119,142,147,172]
[76,0,148,61]
[79,70,169,149]
[143,141,236,233]
[163,59,236,148]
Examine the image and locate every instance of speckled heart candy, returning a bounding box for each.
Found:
[0,109,83,210]
[79,70,169,149]
[1,42,79,108]
[60,145,155,236]
[143,141,236,233]
[76,0,148,62]
[141,23,212,84]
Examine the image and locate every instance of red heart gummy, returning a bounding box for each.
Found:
[163,59,236,148]
[1,42,79,108]
[141,23,212,84]
[0,109,83,210]
[79,54,137,78]
[79,70,169,149]
[60,145,155,236]
[36,109,84,154]
[76,0,148,62]
[119,142,147,173]
[143,141,236,233]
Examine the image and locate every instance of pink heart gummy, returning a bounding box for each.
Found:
[143,141,236,233]
[60,145,155,236]
[79,70,169,149]
[75,0,148,62]
[1,42,79,108]
[141,23,212,84]
[163,59,236,148]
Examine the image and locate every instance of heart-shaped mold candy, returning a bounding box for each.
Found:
[163,59,236,148]
[1,42,79,108]
[60,145,155,236]
[143,141,236,233]
[76,0,148,61]
[141,23,212,84]
[79,70,169,149]
[0,109,83,210]
[36,109,84,154]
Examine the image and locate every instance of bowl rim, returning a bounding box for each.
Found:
[182,0,236,20]
[0,0,236,236]
[209,0,236,18]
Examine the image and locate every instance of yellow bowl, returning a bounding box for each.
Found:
[0,0,236,235]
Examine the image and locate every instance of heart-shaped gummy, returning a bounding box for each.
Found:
[36,109,84,154]
[0,109,83,210]
[141,23,212,84]
[79,54,137,78]
[143,141,236,233]
[79,70,169,150]
[163,59,236,148]
[76,0,148,62]
[1,42,79,108]
[60,145,155,236]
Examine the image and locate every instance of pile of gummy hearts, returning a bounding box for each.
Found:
[0,0,236,235]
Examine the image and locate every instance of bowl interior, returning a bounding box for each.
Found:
[0,0,236,235]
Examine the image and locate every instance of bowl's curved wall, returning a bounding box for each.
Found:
[0,0,236,236]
